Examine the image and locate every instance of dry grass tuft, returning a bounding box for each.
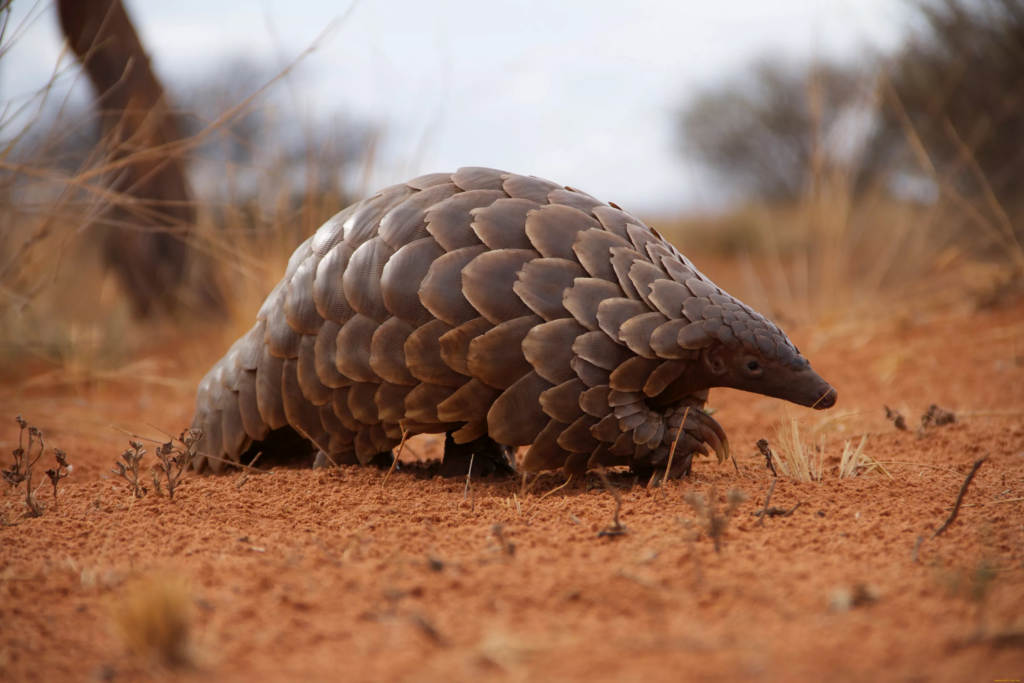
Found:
[838,434,870,479]
[112,575,195,671]
[772,417,826,482]
[0,10,378,389]
[767,418,888,482]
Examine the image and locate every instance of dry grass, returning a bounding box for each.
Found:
[657,65,1024,331]
[838,434,871,479]
[111,575,195,671]
[772,415,826,482]
[768,417,888,483]
[0,10,375,386]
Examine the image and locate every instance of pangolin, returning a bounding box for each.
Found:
[190,167,837,479]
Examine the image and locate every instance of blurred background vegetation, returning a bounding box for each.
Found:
[671,0,1024,322]
[1,0,1022,386]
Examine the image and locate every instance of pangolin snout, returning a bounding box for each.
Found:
[782,367,837,410]
[814,387,837,410]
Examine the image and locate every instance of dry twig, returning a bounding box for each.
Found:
[756,438,777,477]
[538,475,573,500]
[463,453,475,501]
[884,405,907,430]
[912,535,924,563]
[410,614,447,646]
[919,404,958,438]
[381,429,409,489]
[932,455,988,539]
[235,451,263,489]
[662,406,690,490]
[753,497,808,519]
[596,466,627,537]
[756,479,778,528]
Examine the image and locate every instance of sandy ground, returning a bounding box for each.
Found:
[1,301,1023,682]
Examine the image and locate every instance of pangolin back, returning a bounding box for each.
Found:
[191,167,832,477]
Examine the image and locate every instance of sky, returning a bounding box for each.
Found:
[3,0,911,213]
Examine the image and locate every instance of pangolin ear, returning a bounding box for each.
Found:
[704,345,729,376]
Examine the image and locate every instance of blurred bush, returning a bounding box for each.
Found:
[882,0,1024,208]
[679,0,1024,231]
[0,17,377,376]
[678,59,879,202]
[673,0,1024,322]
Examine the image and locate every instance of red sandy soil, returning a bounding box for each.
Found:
[1,301,1023,683]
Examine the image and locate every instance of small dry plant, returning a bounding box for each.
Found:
[44,448,71,510]
[112,575,195,671]
[153,429,202,499]
[112,441,149,498]
[111,428,203,500]
[683,487,748,552]
[2,414,72,519]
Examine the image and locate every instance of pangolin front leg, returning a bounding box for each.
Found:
[434,432,517,478]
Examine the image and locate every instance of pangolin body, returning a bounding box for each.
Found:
[191,167,836,478]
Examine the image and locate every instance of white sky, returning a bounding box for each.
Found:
[3,0,910,213]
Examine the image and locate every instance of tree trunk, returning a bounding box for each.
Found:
[58,0,218,316]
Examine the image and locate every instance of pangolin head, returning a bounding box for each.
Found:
[664,280,837,410]
[698,338,837,410]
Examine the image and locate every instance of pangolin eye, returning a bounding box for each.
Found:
[747,361,760,371]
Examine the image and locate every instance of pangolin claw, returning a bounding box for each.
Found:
[693,409,729,462]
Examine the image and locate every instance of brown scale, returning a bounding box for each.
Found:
[525,204,599,261]
[462,249,538,323]
[513,258,586,321]
[354,186,417,245]
[426,190,505,251]
[297,335,332,406]
[548,188,606,215]
[343,237,395,323]
[470,199,540,250]
[439,317,495,377]
[563,278,624,331]
[502,174,560,204]
[572,228,632,281]
[572,330,634,371]
[523,319,588,384]
[467,315,539,390]
[190,167,834,480]
[523,418,572,471]
[539,379,586,424]
[378,183,459,249]
[380,236,445,326]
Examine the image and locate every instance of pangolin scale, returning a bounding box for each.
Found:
[191,167,837,478]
